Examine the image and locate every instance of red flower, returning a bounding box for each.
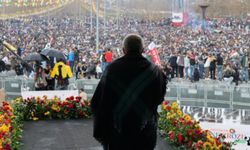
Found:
[186,120,193,126]
[4,144,12,150]
[187,140,193,147]
[164,101,170,105]
[177,133,184,144]
[195,141,204,149]
[57,101,62,106]
[74,99,80,103]
[195,129,202,136]
[79,111,86,117]
[69,96,74,100]
[75,96,81,100]
[168,131,175,141]
[68,104,74,109]
[166,106,171,111]
[172,120,178,127]
[63,101,69,105]
[187,129,193,136]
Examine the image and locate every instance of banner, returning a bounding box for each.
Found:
[148,42,161,66]
[183,107,250,149]
[172,12,183,23]
[200,122,250,149]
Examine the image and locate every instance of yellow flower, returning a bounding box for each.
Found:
[44,111,50,116]
[195,123,201,129]
[13,97,23,104]
[31,112,35,117]
[218,144,223,150]
[54,96,59,101]
[33,117,39,121]
[0,139,2,149]
[36,96,41,101]
[211,146,218,150]
[203,142,212,149]
[171,102,179,108]
[0,115,4,122]
[177,110,183,116]
[163,104,167,110]
[0,124,10,133]
[184,114,192,121]
[51,104,60,112]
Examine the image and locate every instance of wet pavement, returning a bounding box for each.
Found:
[21,119,173,150]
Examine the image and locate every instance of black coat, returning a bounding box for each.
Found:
[169,56,177,67]
[91,54,166,150]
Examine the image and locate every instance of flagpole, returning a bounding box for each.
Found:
[104,0,106,31]
[90,0,93,33]
[116,0,119,30]
[96,0,99,52]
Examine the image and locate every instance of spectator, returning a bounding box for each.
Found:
[177,52,184,78]
[104,48,113,66]
[217,53,224,81]
[169,53,178,78]
[34,66,47,91]
[79,88,88,101]
[241,52,249,82]
[184,52,190,79]
[68,49,75,71]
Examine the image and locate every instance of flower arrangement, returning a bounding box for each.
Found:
[0,96,92,150]
[159,101,233,150]
[0,102,23,150]
[13,96,92,121]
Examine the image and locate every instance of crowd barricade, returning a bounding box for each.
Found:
[206,84,232,109]
[76,79,99,98]
[232,85,250,110]
[0,77,250,110]
[165,83,178,102]
[0,79,4,89]
[178,83,206,107]
[4,78,22,100]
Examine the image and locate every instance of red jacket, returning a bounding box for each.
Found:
[105,51,113,63]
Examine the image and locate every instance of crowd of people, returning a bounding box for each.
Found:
[0,15,249,87]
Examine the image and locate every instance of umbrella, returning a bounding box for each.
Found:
[23,53,49,62]
[40,48,66,61]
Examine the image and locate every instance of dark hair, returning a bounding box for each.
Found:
[123,34,144,54]
[80,88,84,92]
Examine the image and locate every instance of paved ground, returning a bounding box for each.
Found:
[21,120,173,150]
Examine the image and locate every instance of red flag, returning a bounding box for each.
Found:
[148,42,161,66]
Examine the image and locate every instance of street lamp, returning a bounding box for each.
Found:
[199,4,209,31]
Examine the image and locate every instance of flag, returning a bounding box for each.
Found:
[229,50,239,58]
[148,42,161,66]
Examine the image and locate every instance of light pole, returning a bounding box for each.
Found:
[90,0,93,33]
[116,0,119,30]
[96,0,99,52]
[104,0,106,30]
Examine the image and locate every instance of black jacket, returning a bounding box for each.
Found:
[217,55,223,65]
[169,56,177,67]
[91,54,166,149]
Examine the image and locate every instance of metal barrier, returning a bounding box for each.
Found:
[1,77,250,110]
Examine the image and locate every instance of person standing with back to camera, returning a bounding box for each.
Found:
[91,34,167,150]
